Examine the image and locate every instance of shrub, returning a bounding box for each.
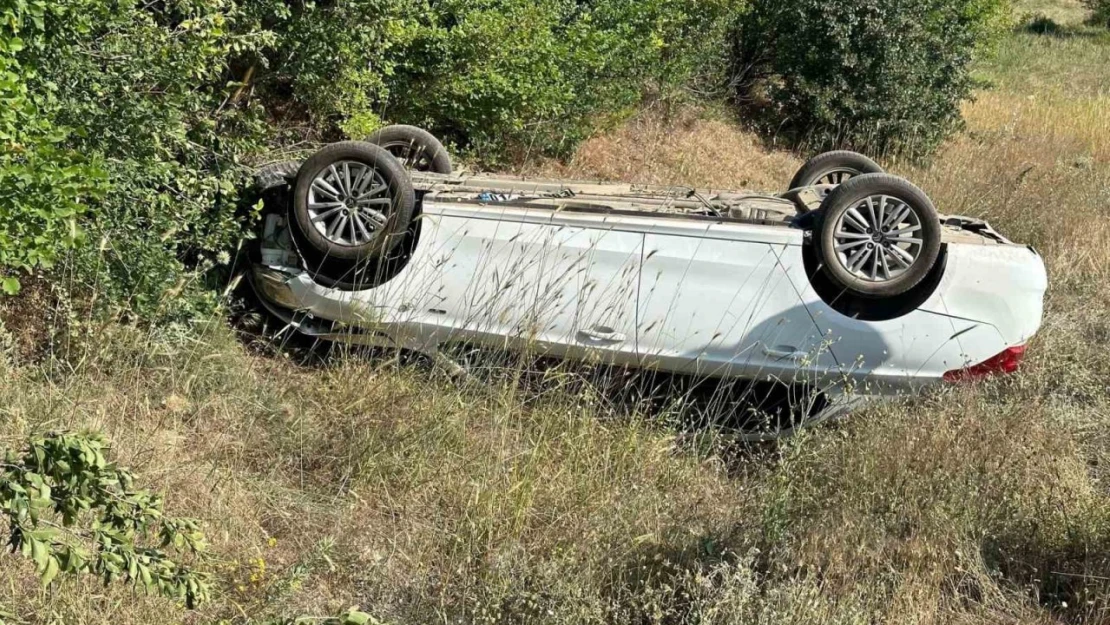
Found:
[1086,0,1110,27]
[4,0,273,320]
[731,0,1009,155]
[24,0,277,320]
[0,0,742,321]
[249,0,404,139]
[270,0,742,160]
[1,431,210,607]
[0,1,108,295]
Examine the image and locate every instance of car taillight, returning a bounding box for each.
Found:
[943,345,1027,383]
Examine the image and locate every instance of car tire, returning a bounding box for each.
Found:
[789,151,884,190]
[291,141,416,262]
[255,161,301,193]
[365,125,453,174]
[815,174,942,299]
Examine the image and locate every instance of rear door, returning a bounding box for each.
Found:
[636,225,836,381]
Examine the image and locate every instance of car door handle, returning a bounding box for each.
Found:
[762,345,808,360]
[577,326,627,344]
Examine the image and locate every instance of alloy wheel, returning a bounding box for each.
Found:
[307,160,394,247]
[831,194,925,283]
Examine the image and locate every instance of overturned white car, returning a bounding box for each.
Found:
[248,126,1047,436]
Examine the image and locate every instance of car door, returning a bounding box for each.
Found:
[525,218,643,365]
[384,206,551,348]
[399,205,642,365]
[636,224,837,382]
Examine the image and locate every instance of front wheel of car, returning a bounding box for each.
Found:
[291,141,416,262]
[815,174,942,299]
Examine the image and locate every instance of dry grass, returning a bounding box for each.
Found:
[3,5,1110,625]
[0,325,753,623]
[524,104,801,192]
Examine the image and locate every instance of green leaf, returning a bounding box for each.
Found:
[30,538,48,571]
[342,610,374,625]
[40,555,60,587]
[1,278,20,296]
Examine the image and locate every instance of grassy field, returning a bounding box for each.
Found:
[2,3,1110,624]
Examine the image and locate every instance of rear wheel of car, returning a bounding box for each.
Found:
[790,151,884,190]
[365,125,453,174]
[815,174,942,299]
[291,141,416,262]
[254,161,300,193]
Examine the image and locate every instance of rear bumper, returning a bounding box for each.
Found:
[921,243,1047,347]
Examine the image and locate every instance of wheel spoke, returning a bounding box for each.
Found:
[853,249,875,273]
[888,244,914,265]
[353,171,380,197]
[327,214,348,239]
[408,145,426,169]
[889,224,922,237]
[836,239,869,252]
[865,197,879,231]
[357,183,388,200]
[879,248,891,279]
[310,206,345,223]
[882,203,910,229]
[312,179,342,201]
[836,230,871,240]
[870,247,882,280]
[352,212,373,241]
[844,208,870,232]
[885,249,909,269]
[847,246,873,272]
[357,197,393,207]
[328,165,347,196]
[360,208,388,227]
[348,165,368,196]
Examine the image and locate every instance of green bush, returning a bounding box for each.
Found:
[268,0,741,159]
[0,1,108,296]
[0,0,741,319]
[1,431,209,607]
[731,0,1009,155]
[1086,0,1110,27]
[249,0,403,138]
[6,0,271,319]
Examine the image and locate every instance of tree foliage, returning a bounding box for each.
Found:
[731,0,1009,155]
[0,431,210,608]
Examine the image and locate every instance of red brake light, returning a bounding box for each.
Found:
[943,345,1027,383]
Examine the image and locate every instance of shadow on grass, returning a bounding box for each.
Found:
[1019,14,1110,40]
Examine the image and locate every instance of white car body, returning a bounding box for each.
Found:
[252,173,1047,427]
